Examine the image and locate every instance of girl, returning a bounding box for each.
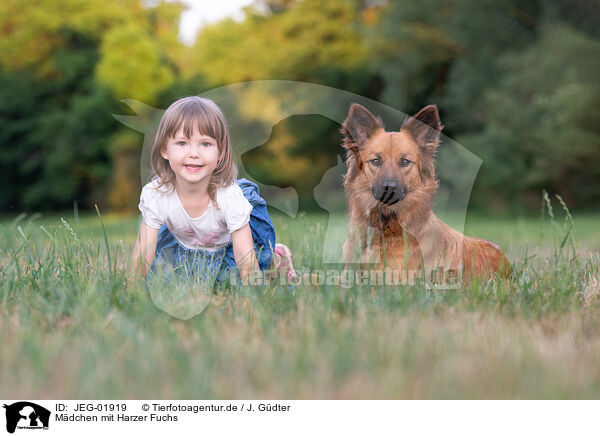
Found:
[132,96,296,285]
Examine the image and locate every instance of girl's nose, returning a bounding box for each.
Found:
[188,144,201,157]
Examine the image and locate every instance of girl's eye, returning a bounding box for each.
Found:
[176,141,186,147]
[370,158,381,167]
[400,158,411,167]
[202,142,212,147]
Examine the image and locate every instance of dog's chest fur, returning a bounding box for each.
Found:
[364,207,423,269]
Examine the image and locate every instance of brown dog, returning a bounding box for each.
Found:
[341,103,510,282]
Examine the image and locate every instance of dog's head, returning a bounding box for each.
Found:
[341,103,443,208]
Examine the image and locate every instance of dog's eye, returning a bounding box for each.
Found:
[399,158,411,167]
[370,158,381,167]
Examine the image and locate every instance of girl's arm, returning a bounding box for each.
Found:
[132,220,159,278]
[231,223,260,285]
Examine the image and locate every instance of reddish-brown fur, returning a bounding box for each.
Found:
[341,103,511,281]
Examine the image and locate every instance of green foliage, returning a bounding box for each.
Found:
[439,0,540,132]
[192,0,367,85]
[0,29,119,211]
[96,23,176,104]
[462,23,600,210]
[0,0,143,75]
[243,114,341,211]
[0,0,599,213]
[0,0,184,212]
[106,130,143,213]
[368,0,462,112]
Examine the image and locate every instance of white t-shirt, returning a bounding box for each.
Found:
[138,179,253,251]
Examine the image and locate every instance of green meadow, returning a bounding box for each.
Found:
[1,200,599,399]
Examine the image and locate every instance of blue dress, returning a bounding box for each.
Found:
[149,178,276,284]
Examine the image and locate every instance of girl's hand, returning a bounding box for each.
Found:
[231,223,260,285]
[132,220,159,279]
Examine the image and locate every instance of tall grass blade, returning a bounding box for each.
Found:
[95,204,112,276]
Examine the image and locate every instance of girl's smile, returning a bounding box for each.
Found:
[184,164,204,172]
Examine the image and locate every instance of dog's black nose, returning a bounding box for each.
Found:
[372,180,407,205]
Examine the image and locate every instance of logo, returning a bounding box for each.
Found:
[3,402,50,433]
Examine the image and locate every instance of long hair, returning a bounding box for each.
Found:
[150,96,237,203]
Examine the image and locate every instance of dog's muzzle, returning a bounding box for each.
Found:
[371,180,407,205]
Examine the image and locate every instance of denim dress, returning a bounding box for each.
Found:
[149,178,276,284]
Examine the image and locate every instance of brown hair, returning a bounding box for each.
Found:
[150,96,237,202]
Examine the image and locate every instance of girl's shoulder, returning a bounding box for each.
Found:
[214,181,253,232]
[215,181,246,206]
[138,178,174,229]
[142,178,174,198]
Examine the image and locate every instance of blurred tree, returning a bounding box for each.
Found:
[0,69,42,212]
[1,0,599,213]
[96,23,176,104]
[440,0,540,134]
[192,0,367,85]
[242,114,342,211]
[146,0,187,69]
[370,0,539,127]
[107,130,143,212]
[0,0,144,76]
[0,30,119,211]
[0,0,186,211]
[544,0,600,39]
[366,0,461,114]
[462,23,600,210]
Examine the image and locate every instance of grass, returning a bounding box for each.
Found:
[1,199,599,399]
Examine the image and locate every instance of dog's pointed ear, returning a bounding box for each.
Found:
[341,103,383,150]
[402,105,443,158]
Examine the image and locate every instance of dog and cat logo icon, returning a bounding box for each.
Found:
[3,402,50,433]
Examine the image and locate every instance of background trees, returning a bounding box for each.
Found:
[0,0,598,213]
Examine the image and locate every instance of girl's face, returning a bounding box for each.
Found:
[161,124,220,188]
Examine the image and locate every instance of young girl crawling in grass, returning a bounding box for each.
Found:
[132,96,296,285]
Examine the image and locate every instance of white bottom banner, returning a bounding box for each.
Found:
[0,400,596,435]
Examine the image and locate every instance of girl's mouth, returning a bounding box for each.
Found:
[184,164,204,172]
